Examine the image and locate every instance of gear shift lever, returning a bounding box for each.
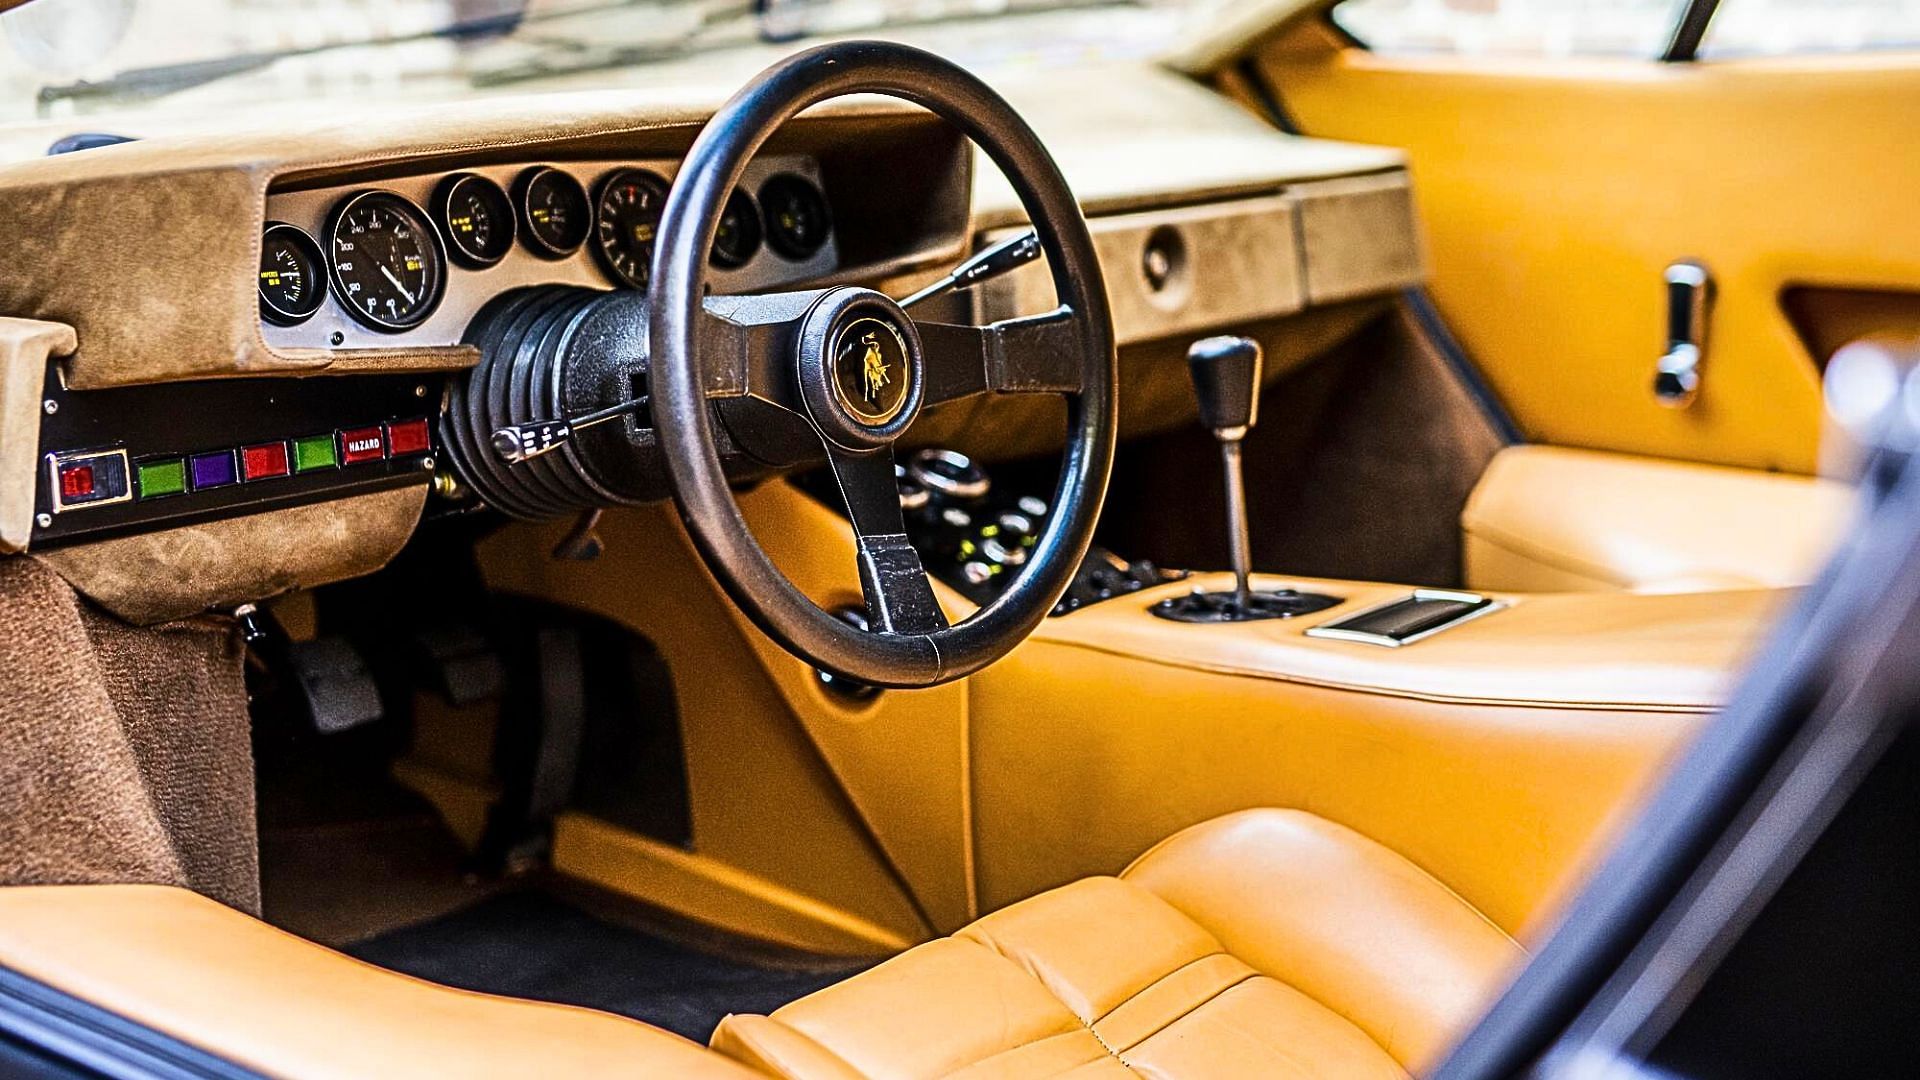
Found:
[1188,335,1262,609]
[1149,336,1341,624]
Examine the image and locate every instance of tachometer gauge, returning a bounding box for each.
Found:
[759,173,831,261]
[432,173,515,268]
[515,166,590,259]
[592,168,670,290]
[327,191,446,333]
[258,222,327,326]
[711,187,763,270]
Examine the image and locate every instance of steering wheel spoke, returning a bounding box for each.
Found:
[698,290,828,412]
[823,444,949,635]
[916,307,1084,406]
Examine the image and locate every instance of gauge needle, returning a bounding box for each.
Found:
[379,263,416,305]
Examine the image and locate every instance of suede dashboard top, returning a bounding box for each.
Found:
[0,62,1401,391]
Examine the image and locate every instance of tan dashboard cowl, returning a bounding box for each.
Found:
[973,62,1404,226]
[0,91,927,391]
[0,317,75,552]
[35,484,425,625]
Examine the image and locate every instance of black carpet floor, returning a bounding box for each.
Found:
[346,891,870,1043]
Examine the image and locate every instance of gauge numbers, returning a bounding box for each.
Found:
[592,168,670,290]
[258,222,327,326]
[327,191,446,333]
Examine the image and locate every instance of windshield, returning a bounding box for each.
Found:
[0,0,1205,126]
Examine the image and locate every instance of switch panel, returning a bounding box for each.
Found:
[32,361,443,549]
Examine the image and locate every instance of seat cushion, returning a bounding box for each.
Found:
[0,883,761,1079]
[711,809,1524,1079]
[1462,444,1851,593]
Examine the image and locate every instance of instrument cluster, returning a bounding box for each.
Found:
[257,156,836,349]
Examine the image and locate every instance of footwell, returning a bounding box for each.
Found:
[346,890,869,1042]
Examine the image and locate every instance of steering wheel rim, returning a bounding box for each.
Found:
[648,40,1117,689]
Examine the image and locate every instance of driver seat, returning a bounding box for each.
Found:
[710,809,1521,1078]
[0,810,1518,1078]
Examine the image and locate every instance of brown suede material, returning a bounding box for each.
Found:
[1100,300,1506,587]
[0,557,258,913]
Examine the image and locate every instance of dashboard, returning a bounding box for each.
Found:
[0,69,1417,625]
[258,155,838,351]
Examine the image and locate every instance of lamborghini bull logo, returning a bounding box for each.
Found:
[858,332,891,404]
[832,316,911,426]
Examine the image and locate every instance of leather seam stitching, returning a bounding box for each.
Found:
[1089,951,1229,1025]
[955,936,1135,1074]
[1105,969,1262,1056]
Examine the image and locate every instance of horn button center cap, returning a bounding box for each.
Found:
[797,288,926,449]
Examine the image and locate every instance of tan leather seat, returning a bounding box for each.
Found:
[0,810,1520,1078]
[711,809,1524,1078]
[1462,444,1852,593]
[0,883,761,1079]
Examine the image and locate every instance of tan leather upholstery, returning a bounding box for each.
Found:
[0,884,761,1079]
[712,810,1524,1078]
[1463,445,1852,593]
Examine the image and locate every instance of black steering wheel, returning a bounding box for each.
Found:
[647,41,1117,689]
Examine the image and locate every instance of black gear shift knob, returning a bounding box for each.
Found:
[1186,335,1263,440]
[1150,332,1340,624]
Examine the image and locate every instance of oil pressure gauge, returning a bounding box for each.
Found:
[432,172,515,269]
[515,166,590,259]
[258,222,327,326]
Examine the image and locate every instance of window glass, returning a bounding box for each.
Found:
[1703,0,1920,57]
[1331,0,1684,57]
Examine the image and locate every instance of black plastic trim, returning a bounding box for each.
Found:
[1230,56,1301,135]
[0,965,259,1080]
[1662,0,1724,62]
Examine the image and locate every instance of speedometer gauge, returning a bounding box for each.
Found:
[258,222,326,326]
[327,190,446,333]
[592,168,670,290]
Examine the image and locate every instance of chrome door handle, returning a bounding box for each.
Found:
[1654,260,1713,408]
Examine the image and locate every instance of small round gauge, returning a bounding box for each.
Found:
[258,221,327,326]
[710,187,763,270]
[592,168,670,290]
[432,172,515,268]
[326,190,446,333]
[515,166,590,259]
[759,173,831,261]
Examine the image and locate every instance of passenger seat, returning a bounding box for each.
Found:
[1462,445,1853,593]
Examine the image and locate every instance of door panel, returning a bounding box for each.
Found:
[1252,19,1920,473]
